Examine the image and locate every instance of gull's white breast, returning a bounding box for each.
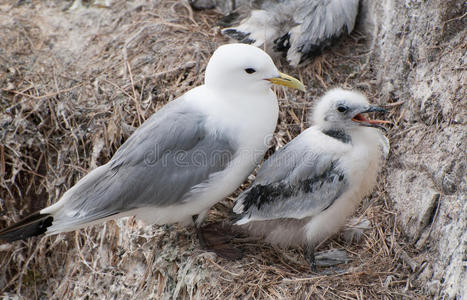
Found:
[135,85,279,225]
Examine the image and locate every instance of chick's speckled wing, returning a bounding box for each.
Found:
[235,129,348,223]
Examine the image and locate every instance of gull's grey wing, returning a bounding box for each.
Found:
[284,0,359,65]
[235,130,348,222]
[52,96,237,227]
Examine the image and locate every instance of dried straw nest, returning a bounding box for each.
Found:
[0,0,421,298]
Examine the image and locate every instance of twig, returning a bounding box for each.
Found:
[2,84,83,100]
[126,60,144,125]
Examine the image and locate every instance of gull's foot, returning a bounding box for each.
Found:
[315,249,350,267]
[304,247,350,273]
[196,221,243,260]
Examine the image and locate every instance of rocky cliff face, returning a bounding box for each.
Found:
[363,0,466,297]
[0,0,465,299]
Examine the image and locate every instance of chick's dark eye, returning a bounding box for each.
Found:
[337,105,348,113]
[245,68,256,74]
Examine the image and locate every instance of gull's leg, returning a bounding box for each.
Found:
[192,215,208,249]
[304,244,317,273]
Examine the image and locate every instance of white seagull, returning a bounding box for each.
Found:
[233,88,390,269]
[0,44,305,258]
[219,0,360,66]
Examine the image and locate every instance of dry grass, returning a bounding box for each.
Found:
[0,0,423,299]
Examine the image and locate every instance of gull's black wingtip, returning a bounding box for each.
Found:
[0,212,53,242]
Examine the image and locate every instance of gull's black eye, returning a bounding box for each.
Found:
[244,68,256,74]
[337,105,348,113]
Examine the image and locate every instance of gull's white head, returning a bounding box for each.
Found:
[205,43,305,93]
[312,88,390,131]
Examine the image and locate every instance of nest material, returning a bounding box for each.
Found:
[0,0,421,298]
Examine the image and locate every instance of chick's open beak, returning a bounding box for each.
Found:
[352,105,392,130]
[267,72,306,92]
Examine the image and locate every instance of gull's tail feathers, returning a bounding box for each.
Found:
[0,212,53,242]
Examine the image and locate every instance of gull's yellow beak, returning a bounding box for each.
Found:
[267,72,306,92]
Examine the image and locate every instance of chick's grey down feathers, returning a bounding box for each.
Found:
[234,88,389,254]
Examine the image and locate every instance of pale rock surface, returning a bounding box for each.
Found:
[362,0,466,298]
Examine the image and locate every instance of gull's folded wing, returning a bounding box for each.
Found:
[44,96,237,233]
